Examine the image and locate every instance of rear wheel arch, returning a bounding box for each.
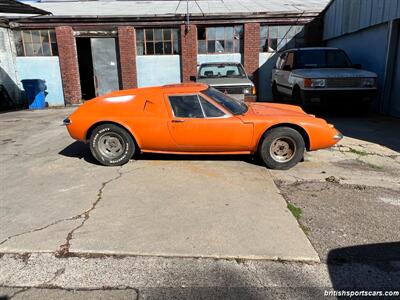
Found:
[258,123,310,151]
[86,121,140,149]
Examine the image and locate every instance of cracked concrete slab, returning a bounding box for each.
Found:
[69,159,318,261]
[0,109,318,261]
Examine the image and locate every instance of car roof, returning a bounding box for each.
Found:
[280,47,340,53]
[199,62,241,66]
[161,83,209,93]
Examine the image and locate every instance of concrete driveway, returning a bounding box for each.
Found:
[0,108,317,261]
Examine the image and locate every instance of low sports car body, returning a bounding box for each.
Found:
[64,83,342,169]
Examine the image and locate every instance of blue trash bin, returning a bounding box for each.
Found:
[21,79,47,110]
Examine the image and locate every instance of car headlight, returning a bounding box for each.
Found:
[311,79,326,88]
[243,87,252,94]
[362,78,376,88]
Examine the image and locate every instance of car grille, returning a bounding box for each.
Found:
[326,78,363,88]
[213,85,249,94]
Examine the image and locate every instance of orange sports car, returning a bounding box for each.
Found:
[63,83,342,170]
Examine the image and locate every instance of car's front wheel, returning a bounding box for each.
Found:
[259,127,305,170]
[272,82,283,101]
[89,124,135,166]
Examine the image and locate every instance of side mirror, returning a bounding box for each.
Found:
[282,65,292,71]
[189,76,197,82]
[248,74,254,81]
[353,64,362,69]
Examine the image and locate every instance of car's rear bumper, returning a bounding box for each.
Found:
[300,88,377,106]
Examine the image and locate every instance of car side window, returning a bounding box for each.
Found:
[198,95,225,118]
[277,52,287,70]
[284,52,294,69]
[168,95,204,118]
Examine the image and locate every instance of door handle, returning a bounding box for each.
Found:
[172,119,185,123]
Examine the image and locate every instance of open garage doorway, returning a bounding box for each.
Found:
[76,37,121,100]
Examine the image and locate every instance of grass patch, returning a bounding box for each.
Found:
[349,148,368,156]
[366,162,384,170]
[287,203,302,220]
[287,203,311,235]
[300,224,311,236]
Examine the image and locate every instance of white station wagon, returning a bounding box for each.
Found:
[271,47,378,108]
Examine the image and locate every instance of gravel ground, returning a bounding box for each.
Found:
[276,180,400,262]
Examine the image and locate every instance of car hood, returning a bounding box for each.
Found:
[197,77,254,86]
[247,102,308,117]
[292,68,377,78]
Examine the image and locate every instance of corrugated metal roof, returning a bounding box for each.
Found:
[6,0,330,18]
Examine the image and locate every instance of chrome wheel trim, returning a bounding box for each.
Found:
[97,132,125,159]
[269,136,297,163]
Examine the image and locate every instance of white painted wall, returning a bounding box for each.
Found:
[197,53,242,65]
[16,57,65,106]
[136,55,181,87]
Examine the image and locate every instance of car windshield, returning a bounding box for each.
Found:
[199,64,246,78]
[202,87,248,115]
[295,49,352,69]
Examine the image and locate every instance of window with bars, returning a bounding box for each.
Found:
[197,26,243,54]
[136,28,180,55]
[14,30,58,56]
[259,25,305,53]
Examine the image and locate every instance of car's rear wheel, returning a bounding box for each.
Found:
[259,127,305,170]
[89,124,135,166]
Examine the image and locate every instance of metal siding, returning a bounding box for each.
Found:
[324,0,400,41]
[389,29,400,117]
[326,23,389,112]
[348,0,359,33]
[359,0,373,28]
[0,27,21,105]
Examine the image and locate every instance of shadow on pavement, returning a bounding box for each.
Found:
[58,141,101,165]
[58,141,265,167]
[300,105,400,153]
[327,242,400,292]
[325,115,400,153]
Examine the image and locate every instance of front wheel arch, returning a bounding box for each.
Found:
[258,123,310,151]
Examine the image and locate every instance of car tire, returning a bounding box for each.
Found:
[272,82,282,101]
[259,127,305,170]
[89,124,135,166]
[292,88,304,106]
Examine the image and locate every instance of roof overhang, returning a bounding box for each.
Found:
[0,0,50,15]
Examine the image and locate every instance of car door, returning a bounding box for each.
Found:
[278,51,294,96]
[165,93,253,151]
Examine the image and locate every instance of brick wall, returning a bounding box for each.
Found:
[180,24,197,82]
[243,23,260,76]
[55,26,81,105]
[118,26,138,89]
